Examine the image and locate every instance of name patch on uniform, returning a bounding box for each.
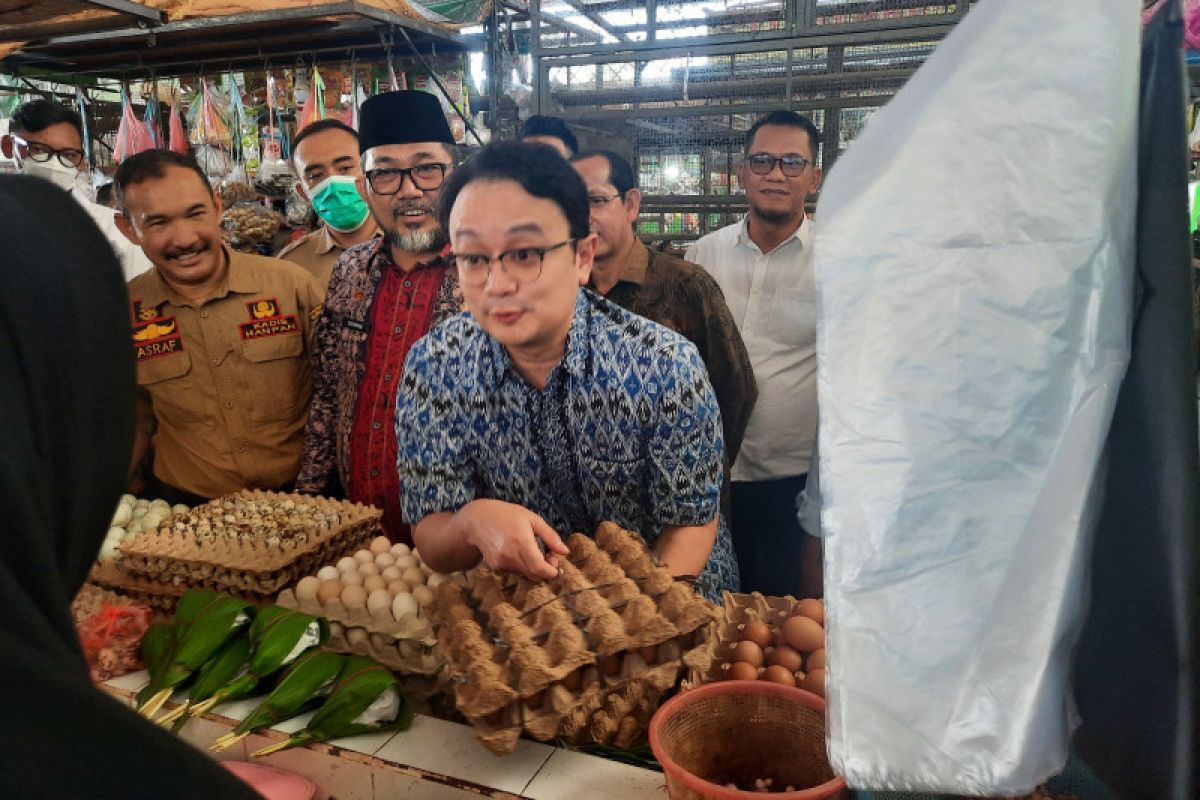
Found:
[240,297,299,340]
[131,299,183,361]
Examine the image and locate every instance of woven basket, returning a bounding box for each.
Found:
[649,680,846,799]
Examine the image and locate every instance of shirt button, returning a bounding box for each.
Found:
[224,401,234,409]
[394,326,403,334]
[403,280,413,288]
[372,421,382,430]
[384,374,392,382]
[236,444,247,453]
[212,357,221,365]
[200,310,209,318]
[370,468,379,477]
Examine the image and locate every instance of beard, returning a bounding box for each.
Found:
[386,225,448,253]
[749,202,800,225]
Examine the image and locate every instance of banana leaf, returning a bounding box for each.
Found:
[252,656,412,756]
[185,606,328,720]
[137,591,253,719]
[158,631,252,729]
[135,622,175,708]
[211,649,346,752]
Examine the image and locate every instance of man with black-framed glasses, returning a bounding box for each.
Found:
[396,142,739,601]
[2,98,151,280]
[295,91,463,543]
[685,110,822,598]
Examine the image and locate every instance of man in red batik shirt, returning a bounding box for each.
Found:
[295,91,463,542]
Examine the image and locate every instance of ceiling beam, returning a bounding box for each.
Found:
[77,0,165,25]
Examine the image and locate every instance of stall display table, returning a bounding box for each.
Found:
[102,672,666,800]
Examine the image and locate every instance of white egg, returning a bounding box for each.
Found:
[111,506,132,528]
[340,572,364,587]
[353,549,374,564]
[131,506,147,519]
[390,543,411,557]
[374,552,395,569]
[119,494,136,507]
[317,565,341,582]
[357,562,380,577]
[336,556,358,572]
[401,567,426,587]
[395,555,418,570]
[172,504,189,515]
[427,573,447,589]
[296,576,321,602]
[391,592,418,621]
[381,566,402,583]
[367,589,393,616]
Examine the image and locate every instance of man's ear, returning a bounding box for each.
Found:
[623,188,642,223]
[575,232,597,286]
[114,212,141,247]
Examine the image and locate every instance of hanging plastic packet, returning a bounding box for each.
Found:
[168,83,188,155]
[113,84,155,163]
[142,82,163,148]
[228,72,260,178]
[295,64,326,134]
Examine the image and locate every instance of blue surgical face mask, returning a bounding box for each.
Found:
[308,174,370,232]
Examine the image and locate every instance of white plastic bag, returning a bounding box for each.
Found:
[814,0,1140,793]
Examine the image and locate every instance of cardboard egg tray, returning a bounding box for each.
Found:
[428,521,719,754]
[275,587,442,676]
[118,491,381,597]
[688,591,801,686]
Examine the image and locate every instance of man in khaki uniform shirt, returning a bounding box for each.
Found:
[276,119,379,291]
[116,150,322,503]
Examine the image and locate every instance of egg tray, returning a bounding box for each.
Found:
[687,591,800,687]
[119,491,382,596]
[276,587,441,676]
[428,521,719,754]
[88,563,283,613]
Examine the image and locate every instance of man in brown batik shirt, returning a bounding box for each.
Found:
[572,149,757,466]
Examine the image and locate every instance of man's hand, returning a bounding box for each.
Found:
[459,499,569,581]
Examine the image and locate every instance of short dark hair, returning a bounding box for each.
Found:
[438,141,590,242]
[114,149,212,213]
[521,115,578,156]
[94,182,115,208]
[11,98,84,141]
[745,110,821,159]
[290,119,359,165]
[571,149,636,196]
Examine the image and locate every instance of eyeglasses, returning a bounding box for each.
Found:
[364,163,449,195]
[746,153,811,177]
[587,192,625,209]
[10,134,85,169]
[451,239,575,288]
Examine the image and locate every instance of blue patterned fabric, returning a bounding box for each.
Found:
[396,288,739,599]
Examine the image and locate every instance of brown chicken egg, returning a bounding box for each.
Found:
[740,620,773,649]
[799,668,826,698]
[369,535,392,555]
[316,579,342,604]
[340,584,367,610]
[794,598,825,625]
[727,661,760,681]
[295,576,320,603]
[363,575,386,594]
[768,644,803,673]
[806,649,826,672]
[783,615,824,653]
[731,640,764,668]
[761,665,796,686]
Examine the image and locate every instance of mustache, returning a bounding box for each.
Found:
[164,244,206,259]
[390,200,436,218]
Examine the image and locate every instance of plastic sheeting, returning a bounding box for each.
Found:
[813,0,1140,794]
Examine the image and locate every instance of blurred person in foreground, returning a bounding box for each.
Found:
[0,174,261,799]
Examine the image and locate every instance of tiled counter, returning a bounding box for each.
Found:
[103,672,667,800]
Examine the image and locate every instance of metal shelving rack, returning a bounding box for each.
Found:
[489,0,972,244]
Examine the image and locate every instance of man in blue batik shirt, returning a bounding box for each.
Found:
[395,142,739,599]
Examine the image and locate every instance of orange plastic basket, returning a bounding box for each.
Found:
[649,681,847,800]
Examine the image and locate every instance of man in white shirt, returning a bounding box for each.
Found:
[686,110,822,597]
[2,99,151,281]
